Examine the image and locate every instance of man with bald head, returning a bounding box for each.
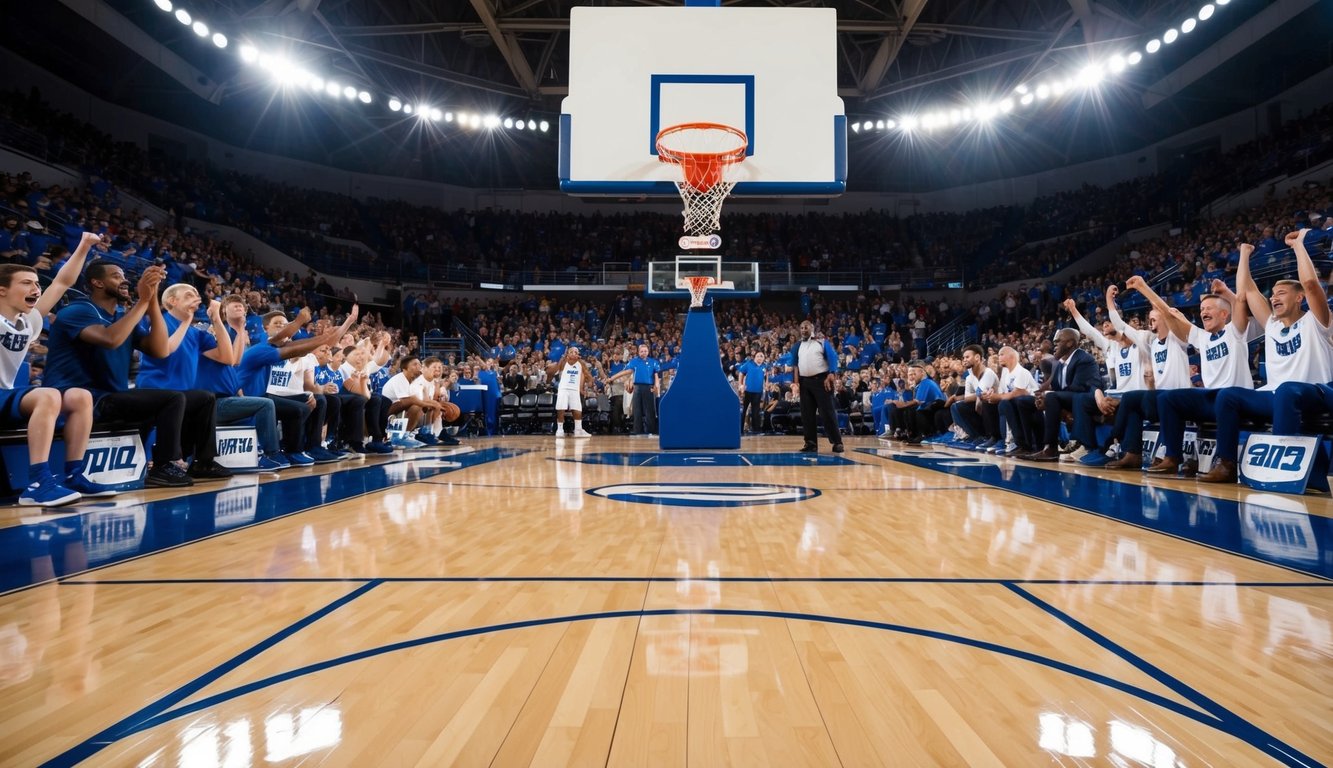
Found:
[1018,327,1104,462]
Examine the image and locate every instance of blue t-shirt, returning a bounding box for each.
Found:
[238,343,283,399]
[626,356,660,385]
[315,364,344,390]
[914,378,945,404]
[737,360,767,393]
[137,313,217,390]
[197,326,241,396]
[369,365,390,396]
[45,300,150,398]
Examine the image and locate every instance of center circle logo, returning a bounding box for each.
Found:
[586,482,819,507]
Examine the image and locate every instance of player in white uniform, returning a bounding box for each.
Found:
[547,347,591,438]
[1139,267,1256,476]
[1063,297,1142,393]
[1205,230,1333,482]
[0,233,117,506]
[982,346,1039,455]
[946,344,999,447]
[1081,279,1191,468]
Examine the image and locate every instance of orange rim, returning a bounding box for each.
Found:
[656,123,748,191]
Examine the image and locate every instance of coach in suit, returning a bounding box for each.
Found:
[790,320,845,453]
[1019,327,1104,462]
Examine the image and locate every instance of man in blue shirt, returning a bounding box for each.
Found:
[606,343,660,435]
[736,350,768,433]
[45,262,221,488]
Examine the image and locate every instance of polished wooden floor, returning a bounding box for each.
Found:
[0,436,1329,767]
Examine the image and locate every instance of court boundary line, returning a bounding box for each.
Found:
[0,448,527,599]
[419,479,989,493]
[57,576,1333,587]
[44,604,1312,767]
[866,449,1333,582]
[1004,583,1321,767]
[38,580,384,768]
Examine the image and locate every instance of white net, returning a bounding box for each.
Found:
[685,276,715,308]
[675,180,736,237]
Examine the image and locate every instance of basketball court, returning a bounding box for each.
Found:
[0,437,1329,766]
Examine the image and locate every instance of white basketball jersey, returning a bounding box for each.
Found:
[963,367,997,397]
[0,308,42,389]
[1107,342,1145,394]
[558,361,583,393]
[1189,324,1254,390]
[1148,333,1192,390]
[1260,313,1333,391]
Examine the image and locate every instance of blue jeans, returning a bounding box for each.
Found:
[216,396,280,455]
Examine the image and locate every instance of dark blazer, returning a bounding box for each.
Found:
[1049,349,1104,393]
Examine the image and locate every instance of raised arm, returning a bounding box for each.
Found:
[1235,243,1270,327]
[278,305,359,360]
[1288,229,1331,327]
[269,306,312,345]
[1105,284,1149,346]
[1062,298,1109,349]
[36,232,100,316]
[1125,275,1193,342]
[1210,278,1249,335]
[201,300,234,364]
[76,266,166,350]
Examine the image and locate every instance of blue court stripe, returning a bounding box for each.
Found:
[85,606,1287,764]
[1004,583,1322,768]
[56,576,1333,587]
[39,580,383,768]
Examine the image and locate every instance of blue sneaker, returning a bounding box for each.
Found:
[992,444,1012,456]
[976,438,998,451]
[306,447,342,464]
[65,472,120,498]
[415,431,440,446]
[19,476,81,507]
[285,451,315,466]
[1079,451,1113,467]
[256,455,286,472]
[391,435,426,449]
[264,452,292,469]
[365,441,394,454]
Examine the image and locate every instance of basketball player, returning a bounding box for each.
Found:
[982,346,1038,455]
[1203,230,1333,482]
[790,319,844,453]
[0,232,112,505]
[946,344,998,447]
[547,347,591,438]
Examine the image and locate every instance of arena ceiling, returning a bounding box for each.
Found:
[5,0,1332,192]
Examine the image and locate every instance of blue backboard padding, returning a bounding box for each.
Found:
[659,304,741,449]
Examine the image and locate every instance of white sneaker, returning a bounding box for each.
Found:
[1064,445,1090,462]
[555,430,567,438]
[573,429,592,438]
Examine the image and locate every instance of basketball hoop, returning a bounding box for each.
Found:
[683,275,716,309]
[656,122,747,237]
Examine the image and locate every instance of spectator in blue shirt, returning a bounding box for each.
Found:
[736,350,769,433]
[606,343,660,434]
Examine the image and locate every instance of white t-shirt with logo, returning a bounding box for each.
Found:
[1000,364,1038,395]
[1188,323,1254,390]
[266,353,317,397]
[0,308,42,389]
[1260,313,1333,391]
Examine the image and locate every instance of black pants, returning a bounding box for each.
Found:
[326,392,367,445]
[95,388,216,464]
[798,374,842,447]
[267,394,324,452]
[741,391,763,432]
[609,394,625,434]
[631,383,657,434]
[365,394,390,442]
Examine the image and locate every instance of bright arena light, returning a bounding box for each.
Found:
[174,8,191,25]
[528,119,537,130]
[998,99,1014,113]
[900,115,918,131]
[153,0,172,11]
[1052,80,1068,96]
[402,104,413,114]
[239,44,257,63]
[445,112,455,122]
[326,81,341,97]
[1163,28,1179,44]
[515,119,525,130]
[1199,3,1216,19]
[308,76,323,91]
[1216,0,1229,5]
[430,108,443,121]
[538,120,549,132]
[1015,84,1029,94]
[483,114,501,129]
[358,91,372,104]
[192,21,208,37]
[1181,17,1197,33]
[1128,51,1143,65]
[1035,84,1051,100]
[341,85,356,99]
[1146,38,1162,53]
[388,98,402,111]
[1020,93,1035,106]
[469,114,482,129]
[861,120,873,131]
[1108,55,1126,73]
[212,32,227,48]
[885,118,897,129]
[503,117,514,128]
[876,119,885,129]
[1078,64,1104,88]
[949,109,962,125]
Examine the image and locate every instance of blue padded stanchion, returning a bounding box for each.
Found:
[660,298,741,449]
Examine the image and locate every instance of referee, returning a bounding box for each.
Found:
[790,320,845,453]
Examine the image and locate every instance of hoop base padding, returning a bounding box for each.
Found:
[659,303,741,450]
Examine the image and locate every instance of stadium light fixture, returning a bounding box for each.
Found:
[1035,84,1051,100]
[212,33,227,48]
[876,119,886,130]
[469,114,483,129]
[402,104,413,115]
[1077,64,1103,88]
[1163,28,1179,44]
[445,112,455,122]
[308,76,323,92]
[1108,55,1126,73]
[998,99,1014,113]
[1215,0,1229,5]
[192,21,208,37]
[154,0,172,12]
[1128,51,1143,66]
[515,119,525,130]
[175,8,191,25]
[326,81,341,98]
[239,44,257,63]
[1146,38,1162,53]
[484,115,501,129]
[539,120,549,133]
[388,98,402,112]
[899,115,918,131]
[1181,17,1197,33]
[1015,84,1029,94]
[1199,3,1215,20]
[341,85,355,100]
[430,108,443,121]
[358,91,372,104]
[503,117,514,129]
[1052,80,1068,96]
[1020,93,1035,106]
[885,118,897,129]
[851,122,860,133]
[416,104,430,117]
[528,119,537,130]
